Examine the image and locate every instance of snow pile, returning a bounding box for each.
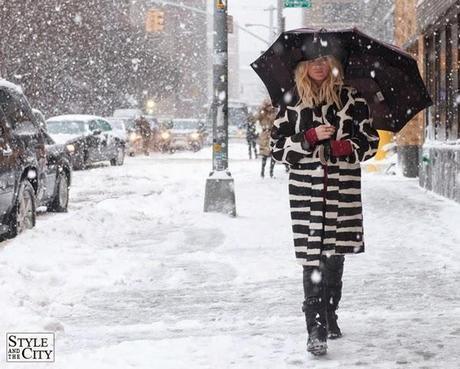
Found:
[1,142,459,368]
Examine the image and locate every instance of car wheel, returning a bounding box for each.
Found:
[110,146,125,166]
[7,181,36,238]
[49,172,69,213]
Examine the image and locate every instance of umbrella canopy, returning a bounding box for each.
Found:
[250,27,433,132]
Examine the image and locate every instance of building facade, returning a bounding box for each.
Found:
[302,0,365,29]
[392,0,425,177]
[417,0,460,202]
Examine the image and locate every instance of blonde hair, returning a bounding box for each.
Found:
[294,55,344,109]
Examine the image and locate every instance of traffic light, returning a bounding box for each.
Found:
[146,9,165,33]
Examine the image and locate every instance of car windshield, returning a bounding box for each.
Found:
[107,120,123,130]
[172,120,201,130]
[47,120,87,135]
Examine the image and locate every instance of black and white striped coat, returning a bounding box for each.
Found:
[270,85,380,266]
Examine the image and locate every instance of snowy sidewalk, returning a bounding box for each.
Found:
[1,143,459,369]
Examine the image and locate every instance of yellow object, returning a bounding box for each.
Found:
[216,0,226,10]
[145,9,165,33]
[374,130,393,161]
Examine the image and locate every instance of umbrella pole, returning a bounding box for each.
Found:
[204,0,237,217]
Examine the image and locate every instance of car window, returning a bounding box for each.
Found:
[0,90,38,135]
[0,111,8,144]
[47,121,86,135]
[98,119,112,132]
[88,120,98,132]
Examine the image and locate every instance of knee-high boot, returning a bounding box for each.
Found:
[323,255,344,339]
[302,266,328,355]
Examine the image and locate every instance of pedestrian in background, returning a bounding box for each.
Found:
[246,114,258,159]
[270,55,379,356]
[257,100,276,178]
[135,116,152,156]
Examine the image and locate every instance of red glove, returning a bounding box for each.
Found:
[304,128,319,146]
[330,140,353,157]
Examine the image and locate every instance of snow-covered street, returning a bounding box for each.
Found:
[1,142,459,369]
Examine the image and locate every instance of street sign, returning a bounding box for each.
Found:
[284,0,312,8]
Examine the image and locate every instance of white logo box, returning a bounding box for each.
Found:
[6,332,55,363]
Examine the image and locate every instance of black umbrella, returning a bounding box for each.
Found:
[250,27,433,132]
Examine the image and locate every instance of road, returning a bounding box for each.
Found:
[1,142,459,369]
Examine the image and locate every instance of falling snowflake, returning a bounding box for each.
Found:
[283,91,293,104]
[311,270,322,283]
[332,67,339,77]
[74,14,82,25]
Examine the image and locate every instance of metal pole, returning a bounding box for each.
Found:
[204,0,236,217]
[277,0,285,35]
[212,0,228,172]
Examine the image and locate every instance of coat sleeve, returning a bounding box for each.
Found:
[345,89,380,163]
[269,103,315,165]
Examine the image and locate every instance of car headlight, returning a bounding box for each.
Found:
[129,133,139,141]
[161,132,171,140]
[190,132,200,140]
[66,144,75,153]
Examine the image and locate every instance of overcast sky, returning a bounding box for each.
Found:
[228,0,303,70]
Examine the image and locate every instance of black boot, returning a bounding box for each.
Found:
[327,310,342,339]
[303,297,328,356]
[323,256,344,339]
[303,265,328,356]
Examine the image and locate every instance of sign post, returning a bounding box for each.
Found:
[204,0,236,217]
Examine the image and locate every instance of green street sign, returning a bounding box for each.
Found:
[284,0,312,8]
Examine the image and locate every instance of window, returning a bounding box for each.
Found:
[88,120,98,132]
[98,120,112,132]
[455,17,460,139]
[47,121,86,135]
[434,31,442,140]
[424,34,436,140]
[0,91,37,136]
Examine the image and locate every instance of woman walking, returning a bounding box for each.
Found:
[270,55,380,356]
[257,100,277,178]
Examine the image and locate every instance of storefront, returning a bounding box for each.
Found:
[417,0,460,202]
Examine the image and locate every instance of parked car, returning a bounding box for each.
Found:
[0,81,71,240]
[169,118,206,152]
[0,82,44,238]
[46,115,126,170]
[41,129,72,213]
[105,117,128,141]
[32,108,47,131]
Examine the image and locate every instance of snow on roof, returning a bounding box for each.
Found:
[113,109,143,118]
[47,114,102,122]
[0,79,23,93]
